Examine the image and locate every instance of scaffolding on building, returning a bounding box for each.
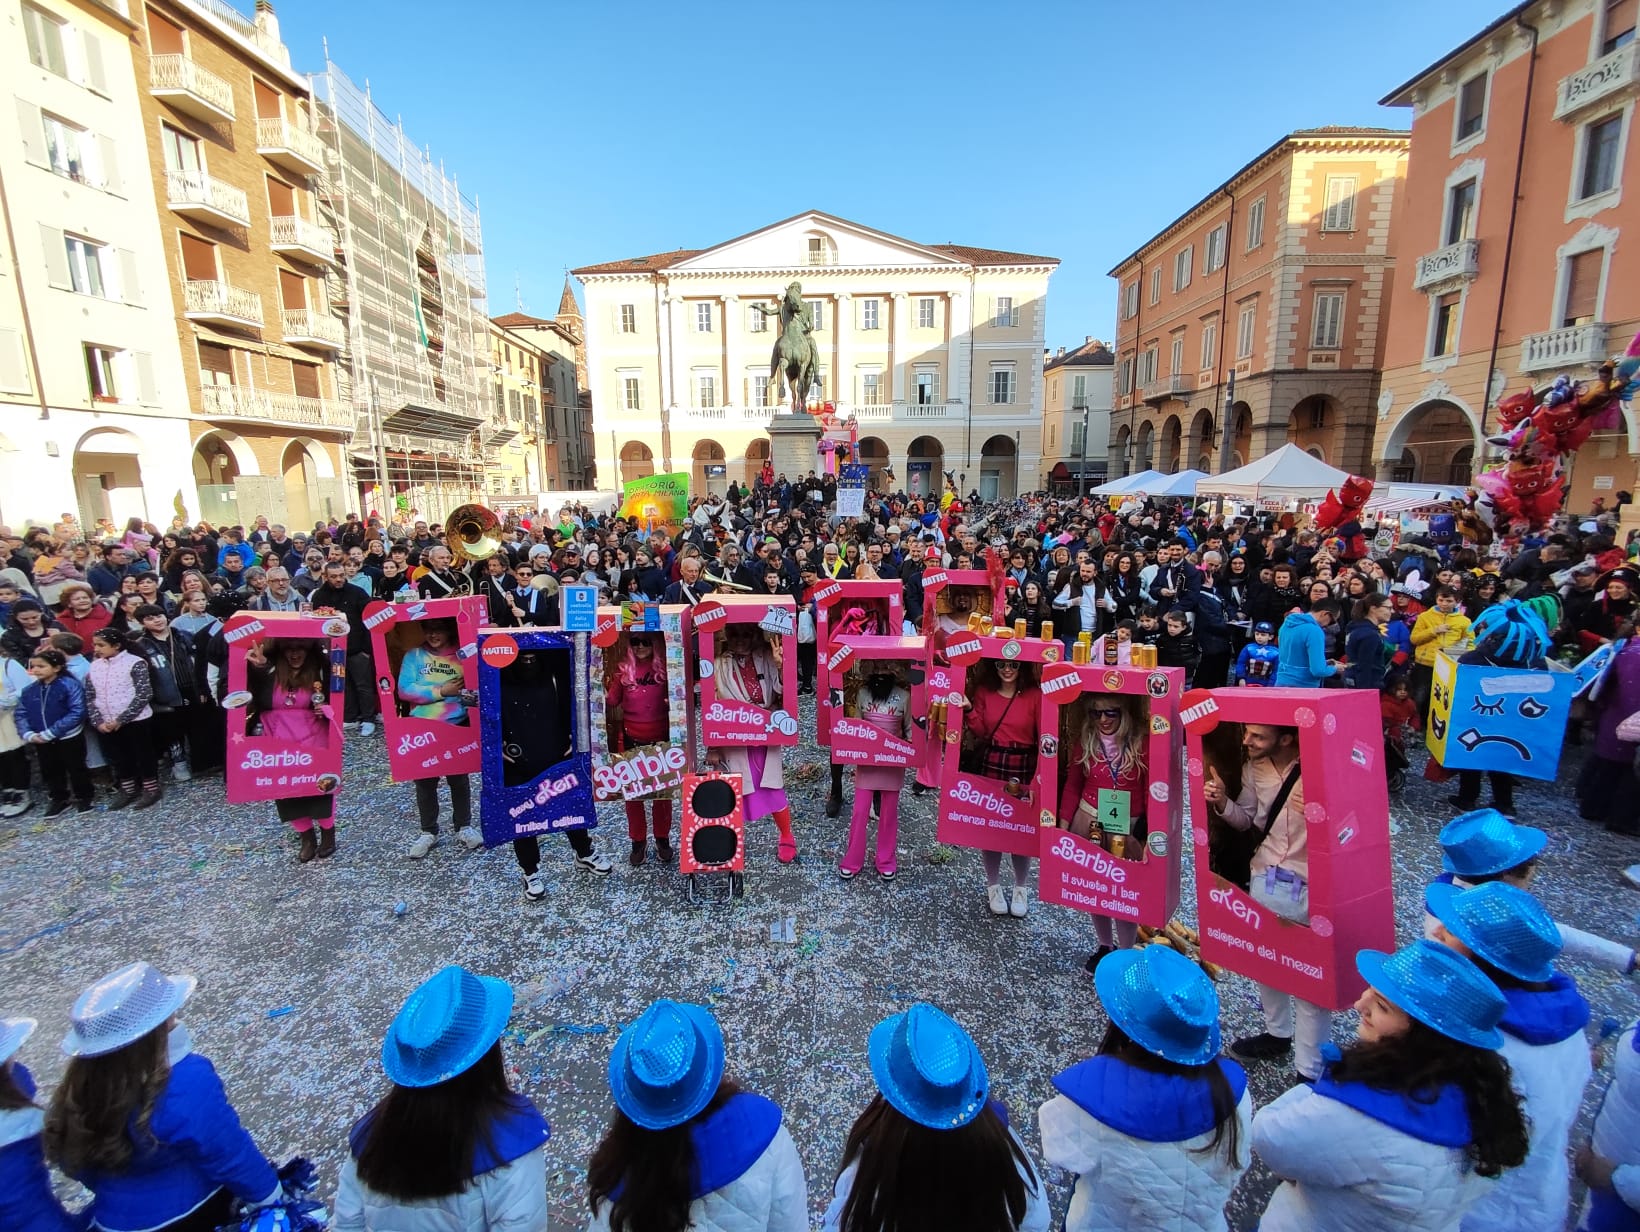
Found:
[309,57,488,522]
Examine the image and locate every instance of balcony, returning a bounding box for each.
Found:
[166,170,249,228]
[1520,322,1610,374]
[256,117,326,175]
[184,280,263,329]
[1412,238,1480,292]
[281,309,344,351]
[198,385,352,431]
[1140,373,1196,405]
[269,215,336,265]
[148,53,235,123]
[1554,42,1640,123]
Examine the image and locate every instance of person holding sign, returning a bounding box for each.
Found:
[608,631,675,867]
[963,660,1041,917]
[1204,723,1329,1081]
[244,638,337,863]
[398,619,480,859]
[1058,695,1148,968]
[839,668,909,881]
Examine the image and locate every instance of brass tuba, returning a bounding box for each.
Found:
[446,503,502,595]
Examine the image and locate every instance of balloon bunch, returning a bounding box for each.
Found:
[1473,330,1640,534]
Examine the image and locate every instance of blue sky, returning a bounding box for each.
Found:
[270,0,1508,349]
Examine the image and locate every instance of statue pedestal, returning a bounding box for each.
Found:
[767,412,821,480]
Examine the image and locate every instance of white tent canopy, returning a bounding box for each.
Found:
[1194,444,1352,501]
[1147,469,1208,497]
[1362,482,1467,516]
[1090,469,1165,495]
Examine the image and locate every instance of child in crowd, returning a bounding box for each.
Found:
[51,631,101,773]
[0,1016,79,1230]
[397,618,481,859]
[587,999,807,1232]
[607,630,675,866]
[840,667,910,882]
[1234,620,1280,686]
[1133,607,1161,646]
[1060,695,1148,971]
[1410,585,1473,712]
[84,627,160,810]
[1156,608,1198,683]
[336,966,550,1229]
[16,647,92,816]
[244,638,337,863]
[1381,673,1421,793]
[1039,947,1251,1232]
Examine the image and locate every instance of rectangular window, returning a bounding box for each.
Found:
[1071,420,1087,455]
[1139,348,1157,385]
[694,302,713,332]
[917,297,936,329]
[1149,267,1162,305]
[861,298,880,330]
[1446,179,1478,245]
[1117,358,1132,394]
[1322,176,1358,231]
[993,296,1015,327]
[1204,225,1227,273]
[1122,281,1138,319]
[1237,303,1257,359]
[619,304,636,333]
[915,368,941,404]
[65,234,107,298]
[1605,0,1637,53]
[160,124,202,175]
[807,299,825,330]
[747,304,766,333]
[1246,197,1266,250]
[1200,320,1218,371]
[622,377,640,410]
[1173,246,1193,291]
[1456,73,1487,140]
[1312,292,1344,349]
[696,373,716,407]
[807,236,826,265]
[23,4,68,77]
[751,374,771,406]
[989,365,1015,405]
[41,113,86,180]
[1071,374,1087,408]
[1432,292,1460,357]
[861,371,884,405]
[1169,335,1185,376]
[84,343,118,401]
[1580,116,1622,200]
[1562,249,1604,327]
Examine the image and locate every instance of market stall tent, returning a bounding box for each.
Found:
[1091,469,1166,495]
[1147,469,1208,497]
[1194,444,1352,501]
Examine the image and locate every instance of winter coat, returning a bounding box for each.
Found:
[15,674,86,741]
[1343,619,1394,689]
[71,1050,278,1232]
[1594,637,1640,762]
[1156,627,1200,676]
[335,1094,550,1232]
[84,650,153,726]
[1460,973,1592,1232]
[136,628,197,710]
[1253,1053,1496,1232]
[585,1094,808,1232]
[1578,1024,1640,1230]
[1183,586,1233,655]
[1411,609,1473,667]
[1038,1056,1251,1232]
[0,1065,81,1231]
[1274,612,1338,688]
[1235,642,1280,686]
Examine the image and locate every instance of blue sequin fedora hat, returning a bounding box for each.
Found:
[608,999,725,1131]
[1356,940,1507,1050]
[867,1002,989,1130]
[1439,809,1546,877]
[382,965,513,1088]
[61,961,196,1058]
[1426,881,1562,983]
[1096,945,1222,1066]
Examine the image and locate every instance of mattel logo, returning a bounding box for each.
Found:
[944,635,981,660]
[826,644,853,672]
[693,605,727,629]
[1041,670,1081,699]
[924,570,948,588]
[811,582,841,605]
[224,619,266,644]
[480,637,518,668]
[363,607,397,630]
[1181,695,1220,729]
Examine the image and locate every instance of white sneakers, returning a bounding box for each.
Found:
[576,852,613,876]
[455,826,484,850]
[987,884,1008,916]
[1010,886,1029,918]
[987,884,1028,917]
[359,721,377,737]
[523,870,546,900]
[407,833,437,859]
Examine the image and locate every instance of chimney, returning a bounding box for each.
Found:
[1057,346,1066,357]
[254,0,280,43]
[1084,335,1093,344]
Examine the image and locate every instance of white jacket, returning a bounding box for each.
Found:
[821,1126,1048,1232]
[1038,1080,1251,1232]
[333,1146,548,1232]
[584,1125,807,1232]
[1254,1081,1496,1232]
[1578,1024,1640,1229]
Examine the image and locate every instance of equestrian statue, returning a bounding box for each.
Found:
[752,281,818,414]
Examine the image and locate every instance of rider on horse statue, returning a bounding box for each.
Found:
[752,281,819,414]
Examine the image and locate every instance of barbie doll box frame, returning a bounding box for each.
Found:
[826,634,929,769]
[365,596,485,783]
[694,594,800,746]
[588,604,694,802]
[812,579,904,746]
[222,611,346,804]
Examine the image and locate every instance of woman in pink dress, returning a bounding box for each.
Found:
[840,669,909,880]
[962,660,1041,918]
[246,638,338,863]
[705,623,797,863]
[607,631,675,865]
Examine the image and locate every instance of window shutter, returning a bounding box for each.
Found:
[81,32,107,94]
[1564,250,1603,325]
[15,100,46,167]
[97,134,121,193]
[118,249,141,305]
[134,352,158,405]
[0,329,29,393]
[39,225,70,289]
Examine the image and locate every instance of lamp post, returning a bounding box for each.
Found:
[1079,403,1090,495]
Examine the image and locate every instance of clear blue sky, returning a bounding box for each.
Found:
[270,0,1508,349]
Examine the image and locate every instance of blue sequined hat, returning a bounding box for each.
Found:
[1096,946,1222,1066]
[1426,882,1562,983]
[382,966,513,1089]
[0,1017,36,1066]
[61,962,196,1058]
[608,1000,725,1131]
[867,1002,989,1130]
[1439,809,1547,877]
[1356,940,1507,1050]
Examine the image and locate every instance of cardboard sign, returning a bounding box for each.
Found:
[223,611,346,804]
[1427,644,1614,780]
[1183,687,1395,1010]
[563,584,599,632]
[588,604,694,802]
[1034,662,1185,927]
[367,596,486,783]
[827,634,929,770]
[477,627,598,844]
[814,580,904,748]
[697,594,800,746]
[679,773,744,874]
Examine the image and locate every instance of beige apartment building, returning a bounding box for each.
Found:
[1041,337,1115,494]
[2,0,196,529]
[573,211,1058,499]
[132,0,349,529]
[493,280,598,492]
[482,317,549,498]
[1109,129,1409,480]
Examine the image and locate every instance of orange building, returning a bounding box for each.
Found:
[1376,0,1640,510]
[1109,129,1409,481]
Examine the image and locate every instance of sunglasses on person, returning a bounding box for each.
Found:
[1091,707,1123,719]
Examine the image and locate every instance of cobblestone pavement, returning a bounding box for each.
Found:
[1,693,1636,1230]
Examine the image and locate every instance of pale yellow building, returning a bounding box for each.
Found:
[573,211,1058,499]
[1041,337,1115,495]
[482,317,547,498]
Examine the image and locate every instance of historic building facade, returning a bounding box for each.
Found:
[1041,337,1115,494]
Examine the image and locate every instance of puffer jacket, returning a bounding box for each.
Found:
[1578,1023,1640,1230]
[586,1094,807,1232]
[0,1065,81,1231]
[1038,1056,1252,1232]
[335,1093,550,1232]
[1460,974,1592,1232]
[15,673,86,741]
[1253,1053,1496,1232]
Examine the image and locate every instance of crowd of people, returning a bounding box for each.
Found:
[2,475,1640,1230]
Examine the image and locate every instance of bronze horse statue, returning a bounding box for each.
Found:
[753,281,818,413]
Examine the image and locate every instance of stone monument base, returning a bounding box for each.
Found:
[767,412,821,480]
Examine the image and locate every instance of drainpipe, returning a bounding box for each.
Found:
[1480,13,1539,435]
[1214,187,1239,471]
